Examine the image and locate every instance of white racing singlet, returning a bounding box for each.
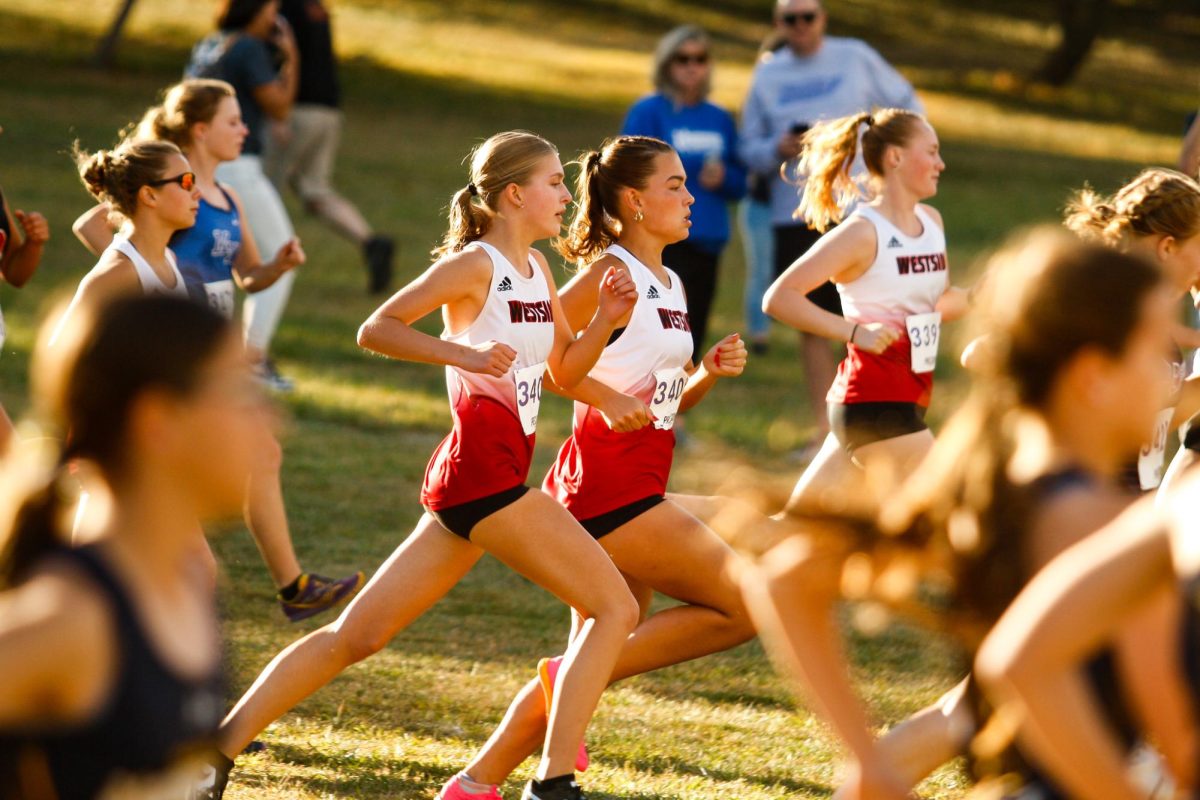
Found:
[108,236,189,299]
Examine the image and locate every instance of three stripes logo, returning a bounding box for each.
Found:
[646,285,661,300]
[886,236,903,249]
[496,276,514,292]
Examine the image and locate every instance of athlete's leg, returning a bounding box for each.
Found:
[470,489,638,781]
[851,428,935,477]
[292,107,372,245]
[217,514,482,756]
[243,431,302,587]
[781,432,863,518]
[465,501,754,786]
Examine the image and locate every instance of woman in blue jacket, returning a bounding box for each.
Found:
[621,24,746,360]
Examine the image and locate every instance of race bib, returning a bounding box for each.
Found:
[513,362,545,435]
[906,311,941,374]
[1137,406,1176,491]
[204,279,236,320]
[650,367,688,430]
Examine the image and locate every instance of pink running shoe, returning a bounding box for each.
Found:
[536,656,590,773]
[437,773,503,800]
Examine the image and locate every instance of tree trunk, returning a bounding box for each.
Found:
[92,0,139,68]
[1034,0,1110,86]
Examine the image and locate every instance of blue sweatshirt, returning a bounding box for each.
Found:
[621,93,747,252]
[739,38,923,225]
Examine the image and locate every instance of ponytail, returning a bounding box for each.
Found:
[555,150,620,265]
[1065,168,1200,249]
[0,440,74,590]
[555,135,673,267]
[432,131,558,259]
[795,108,929,232]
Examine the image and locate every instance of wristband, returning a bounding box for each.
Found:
[849,324,859,345]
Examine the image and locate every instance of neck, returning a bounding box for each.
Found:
[185,145,221,187]
[789,39,822,58]
[480,217,537,273]
[675,88,704,106]
[96,468,205,589]
[126,215,178,264]
[616,228,670,272]
[874,183,922,224]
[1037,402,1126,481]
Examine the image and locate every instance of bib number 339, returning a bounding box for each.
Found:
[514,362,546,435]
[906,311,942,374]
[650,367,688,430]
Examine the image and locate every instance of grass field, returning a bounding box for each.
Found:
[0,1,1194,797]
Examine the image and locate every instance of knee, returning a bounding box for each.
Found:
[599,585,641,634]
[337,623,391,666]
[257,433,284,473]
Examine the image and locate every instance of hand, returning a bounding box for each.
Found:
[459,340,516,377]
[840,758,913,800]
[596,265,638,324]
[699,157,725,191]
[271,14,297,56]
[596,390,653,433]
[852,323,899,355]
[15,210,49,244]
[777,132,803,161]
[272,237,305,273]
[703,333,747,377]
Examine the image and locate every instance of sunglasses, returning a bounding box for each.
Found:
[148,171,196,191]
[781,11,820,26]
[671,53,709,66]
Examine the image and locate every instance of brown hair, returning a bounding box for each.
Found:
[555,135,675,265]
[795,108,928,232]
[1065,167,1200,248]
[0,296,231,588]
[881,228,1165,624]
[652,25,711,100]
[433,131,558,259]
[135,79,237,150]
[73,139,182,221]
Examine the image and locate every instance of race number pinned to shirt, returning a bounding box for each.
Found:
[906,311,941,374]
[1138,406,1176,491]
[513,362,546,436]
[204,279,236,320]
[650,367,688,430]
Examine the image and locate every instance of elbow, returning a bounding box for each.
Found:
[762,286,780,319]
[547,362,581,392]
[356,320,375,351]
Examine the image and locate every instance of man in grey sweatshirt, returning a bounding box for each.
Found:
[740,0,923,443]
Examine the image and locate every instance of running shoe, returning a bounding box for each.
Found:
[520,778,586,800]
[536,657,590,772]
[255,358,294,393]
[279,571,365,622]
[437,773,504,800]
[363,234,395,295]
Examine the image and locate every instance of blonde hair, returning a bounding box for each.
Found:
[555,136,675,266]
[652,25,711,101]
[1064,168,1200,248]
[433,131,558,259]
[795,108,927,232]
[135,79,237,150]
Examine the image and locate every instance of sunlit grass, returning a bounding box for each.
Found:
[0,0,1192,797]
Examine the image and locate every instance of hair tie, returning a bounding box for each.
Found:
[865,115,875,128]
[467,183,479,197]
[585,151,602,170]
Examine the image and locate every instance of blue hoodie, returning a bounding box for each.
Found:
[621,93,747,253]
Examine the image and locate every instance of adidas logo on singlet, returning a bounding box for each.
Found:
[646,285,661,299]
[496,276,513,292]
[887,236,903,249]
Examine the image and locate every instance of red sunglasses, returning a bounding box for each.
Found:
[149,171,196,191]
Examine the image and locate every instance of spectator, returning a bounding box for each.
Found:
[268,0,395,294]
[621,24,745,361]
[740,0,922,445]
[186,0,301,391]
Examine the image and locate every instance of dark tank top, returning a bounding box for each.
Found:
[0,545,224,799]
[970,468,1140,797]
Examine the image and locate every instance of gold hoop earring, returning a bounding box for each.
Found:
[634,209,644,222]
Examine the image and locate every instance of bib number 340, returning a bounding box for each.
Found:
[514,362,546,436]
[906,311,942,374]
[650,367,688,430]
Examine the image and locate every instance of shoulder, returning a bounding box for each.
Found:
[3,558,114,661]
[629,94,665,113]
[579,251,629,283]
[918,204,944,231]
[1026,483,1132,571]
[833,214,879,246]
[434,242,493,282]
[220,182,246,213]
[85,247,139,287]
[831,36,880,58]
[528,247,555,281]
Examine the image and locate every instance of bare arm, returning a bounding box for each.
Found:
[0,199,48,288]
[227,185,303,292]
[71,203,115,258]
[357,248,516,376]
[252,19,298,121]
[1181,114,1200,177]
[0,567,113,727]
[763,218,898,353]
[976,498,1174,800]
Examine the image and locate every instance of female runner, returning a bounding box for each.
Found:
[204,131,641,800]
[440,135,752,799]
